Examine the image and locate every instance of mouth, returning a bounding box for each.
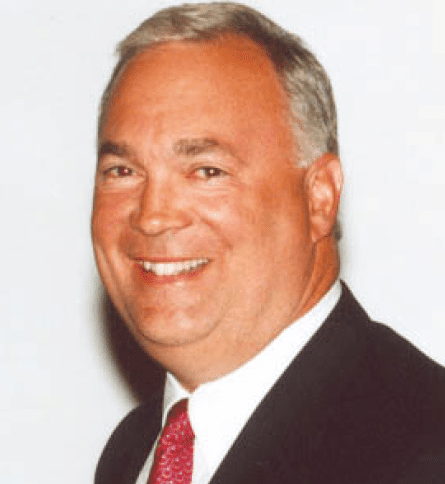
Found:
[138,258,209,277]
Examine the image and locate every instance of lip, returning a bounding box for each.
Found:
[134,257,210,284]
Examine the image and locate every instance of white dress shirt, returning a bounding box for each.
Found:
[135,280,341,484]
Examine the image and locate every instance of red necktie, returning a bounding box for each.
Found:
[148,399,195,484]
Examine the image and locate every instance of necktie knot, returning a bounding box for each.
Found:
[159,399,194,448]
[148,399,195,484]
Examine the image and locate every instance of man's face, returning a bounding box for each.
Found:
[92,36,317,378]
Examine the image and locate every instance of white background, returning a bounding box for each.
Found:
[1,1,444,483]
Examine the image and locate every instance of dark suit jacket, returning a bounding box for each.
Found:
[95,284,445,484]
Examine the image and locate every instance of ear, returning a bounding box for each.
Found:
[305,153,343,243]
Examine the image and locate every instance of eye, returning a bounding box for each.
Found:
[194,166,226,179]
[103,165,135,178]
[97,162,142,189]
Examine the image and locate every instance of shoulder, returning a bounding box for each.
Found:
[332,283,445,423]
[95,392,163,484]
[354,320,445,482]
[318,284,445,481]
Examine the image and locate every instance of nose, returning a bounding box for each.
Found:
[130,178,192,236]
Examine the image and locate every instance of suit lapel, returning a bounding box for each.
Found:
[208,284,372,484]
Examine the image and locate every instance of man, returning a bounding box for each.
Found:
[92,3,445,483]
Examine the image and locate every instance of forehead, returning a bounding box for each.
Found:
[101,35,294,161]
[107,35,288,118]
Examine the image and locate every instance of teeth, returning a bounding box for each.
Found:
[141,258,208,276]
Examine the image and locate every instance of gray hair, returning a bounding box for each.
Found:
[98,2,339,166]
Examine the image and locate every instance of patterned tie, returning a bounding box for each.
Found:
[148,399,195,484]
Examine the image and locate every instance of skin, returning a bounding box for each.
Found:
[92,35,342,391]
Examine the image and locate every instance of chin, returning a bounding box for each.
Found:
[126,308,217,350]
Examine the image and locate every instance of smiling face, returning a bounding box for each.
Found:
[92,35,339,388]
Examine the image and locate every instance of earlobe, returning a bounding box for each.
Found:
[306,153,343,242]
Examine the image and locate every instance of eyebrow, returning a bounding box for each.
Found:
[97,137,240,163]
[97,141,134,161]
[173,137,236,158]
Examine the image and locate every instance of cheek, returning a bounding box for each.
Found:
[251,176,312,263]
[193,190,261,248]
[92,192,132,245]
[192,193,284,275]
